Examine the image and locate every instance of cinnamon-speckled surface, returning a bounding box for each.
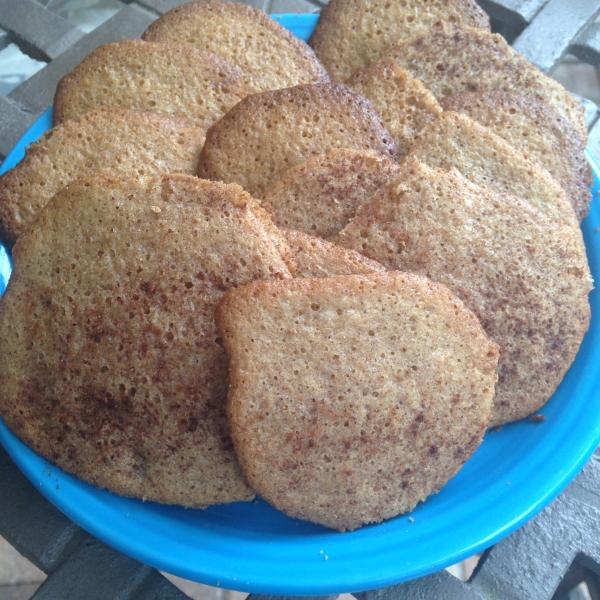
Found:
[54,40,247,127]
[383,23,588,144]
[0,174,293,507]
[261,148,400,240]
[217,272,498,530]
[336,160,592,426]
[407,112,581,236]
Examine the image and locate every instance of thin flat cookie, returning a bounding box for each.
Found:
[0,174,292,507]
[54,40,246,127]
[336,160,592,425]
[0,108,206,247]
[383,23,587,143]
[142,0,329,94]
[309,0,489,81]
[282,228,386,277]
[407,112,581,235]
[261,148,400,240]
[346,58,442,156]
[440,91,592,221]
[216,272,498,530]
[198,83,397,197]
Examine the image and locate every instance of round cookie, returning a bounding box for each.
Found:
[197,83,397,197]
[309,0,490,81]
[336,160,592,426]
[142,0,329,94]
[382,23,588,144]
[0,174,293,507]
[346,58,443,156]
[54,40,247,127]
[0,108,206,247]
[440,91,592,221]
[216,272,499,531]
[261,148,400,240]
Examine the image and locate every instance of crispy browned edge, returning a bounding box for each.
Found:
[282,228,387,276]
[439,91,592,220]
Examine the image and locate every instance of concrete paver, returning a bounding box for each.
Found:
[0,583,43,600]
[163,574,249,600]
[0,536,45,587]
[0,535,45,600]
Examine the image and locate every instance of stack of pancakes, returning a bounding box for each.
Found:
[0,0,592,532]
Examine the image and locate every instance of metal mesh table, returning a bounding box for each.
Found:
[1,1,600,598]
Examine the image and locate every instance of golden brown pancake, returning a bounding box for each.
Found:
[216,272,498,530]
[0,174,293,506]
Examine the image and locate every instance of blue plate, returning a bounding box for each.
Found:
[1,13,600,596]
